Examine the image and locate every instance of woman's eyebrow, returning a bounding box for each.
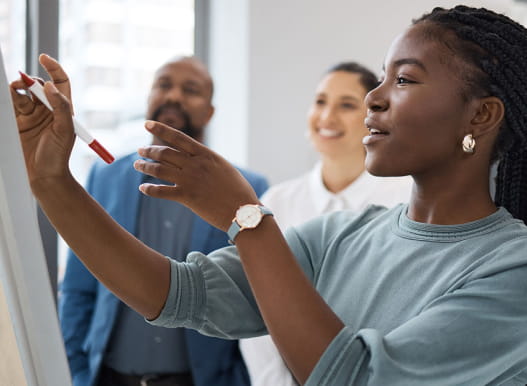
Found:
[340,95,361,103]
[382,58,428,73]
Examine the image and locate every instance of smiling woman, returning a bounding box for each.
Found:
[9,4,527,386]
[363,23,497,186]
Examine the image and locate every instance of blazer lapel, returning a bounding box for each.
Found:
[119,154,144,234]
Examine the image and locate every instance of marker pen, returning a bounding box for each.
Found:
[19,71,115,164]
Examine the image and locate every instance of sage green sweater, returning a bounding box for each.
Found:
[151,205,527,385]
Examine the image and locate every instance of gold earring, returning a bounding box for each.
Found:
[462,134,476,154]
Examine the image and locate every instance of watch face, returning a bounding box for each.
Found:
[236,205,262,228]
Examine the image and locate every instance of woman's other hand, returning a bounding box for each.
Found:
[134,120,260,231]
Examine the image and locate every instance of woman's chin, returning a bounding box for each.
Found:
[365,157,408,177]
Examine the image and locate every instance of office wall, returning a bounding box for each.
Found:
[207,0,512,185]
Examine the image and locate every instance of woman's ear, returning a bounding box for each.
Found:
[469,96,505,137]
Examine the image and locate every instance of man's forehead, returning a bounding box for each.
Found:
[156,59,208,81]
[153,58,214,98]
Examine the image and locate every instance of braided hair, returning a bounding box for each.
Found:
[413,6,527,225]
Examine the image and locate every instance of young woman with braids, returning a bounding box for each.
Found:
[10,5,527,385]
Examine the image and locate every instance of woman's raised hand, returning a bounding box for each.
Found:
[134,120,260,231]
[9,54,75,190]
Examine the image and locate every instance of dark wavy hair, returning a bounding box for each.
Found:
[326,62,379,92]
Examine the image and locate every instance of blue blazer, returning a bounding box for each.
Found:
[59,153,268,386]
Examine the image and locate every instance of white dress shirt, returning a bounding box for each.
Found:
[240,162,413,386]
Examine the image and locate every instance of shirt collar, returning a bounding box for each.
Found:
[308,162,374,215]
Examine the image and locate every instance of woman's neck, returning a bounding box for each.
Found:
[408,164,497,225]
[320,153,365,193]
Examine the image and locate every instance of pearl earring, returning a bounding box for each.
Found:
[462,134,476,154]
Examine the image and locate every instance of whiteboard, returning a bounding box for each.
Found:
[0,48,71,384]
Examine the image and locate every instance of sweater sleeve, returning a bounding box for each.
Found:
[148,246,267,338]
[147,218,320,338]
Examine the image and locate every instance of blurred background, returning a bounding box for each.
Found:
[0,0,525,288]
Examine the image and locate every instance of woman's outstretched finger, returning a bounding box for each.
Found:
[137,145,189,167]
[138,183,184,202]
[133,159,182,183]
[39,54,70,87]
[144,120,203,155]
[39,54,73,111]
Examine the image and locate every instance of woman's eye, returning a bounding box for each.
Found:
[396,76,414,85]
[315,99,325,106]
[341,103,356,109]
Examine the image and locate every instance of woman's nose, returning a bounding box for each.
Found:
[365,87,388,113]
[319,106,337,126]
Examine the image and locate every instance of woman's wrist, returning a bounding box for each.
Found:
[30,172,76,199]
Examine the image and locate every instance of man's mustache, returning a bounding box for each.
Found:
[149,102,190,124]
[148,102,202,140]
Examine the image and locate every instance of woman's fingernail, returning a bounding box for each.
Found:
[145,121,154,130]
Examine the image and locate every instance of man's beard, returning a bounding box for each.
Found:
[149,102,203,140]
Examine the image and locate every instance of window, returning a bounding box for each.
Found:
[0,0,25,78]
[57,0,196,279]
[59,0,195,182]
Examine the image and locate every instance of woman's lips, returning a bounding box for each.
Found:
[362,126,389,145]
[317,128,344,138]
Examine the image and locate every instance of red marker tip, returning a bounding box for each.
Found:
[89,140,115,164]
[19,71,35,87]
